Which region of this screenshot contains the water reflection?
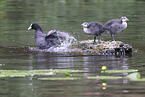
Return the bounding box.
[28,51,129,70]
[0,46,145,96]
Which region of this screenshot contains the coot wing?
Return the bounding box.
[110,22,122,34]
[88,22,103,28]
[104,19,121,27]
[87,22,104,34]
[45,30,63,48]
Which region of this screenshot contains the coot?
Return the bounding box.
[28,23,64,49]
[81,22,104,44]
[104,16,129,41]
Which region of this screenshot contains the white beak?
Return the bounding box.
[28,24,33,30]
[28,26,32,30]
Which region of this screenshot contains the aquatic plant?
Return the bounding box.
[0,69,83,78]
[0,67,145,81]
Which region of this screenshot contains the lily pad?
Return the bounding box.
[103,69,138,73]
[87,76,122,80]
[38,77,81,80]
[126,72,145,81]
[127,72,140,79]
[129,78,145,81]
[0,69,84,78]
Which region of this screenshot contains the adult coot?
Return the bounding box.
[104,16,129,41]
[81,22,104,44]
[28,23,64,49]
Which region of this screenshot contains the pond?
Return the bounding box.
[0,0,145,97]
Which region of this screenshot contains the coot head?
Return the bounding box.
[28,23,42,31]
[81,22,89,28]
[121,17,129,22]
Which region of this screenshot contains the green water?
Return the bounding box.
[0,0,145,97]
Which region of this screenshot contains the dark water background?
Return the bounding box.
[0,0,145,97]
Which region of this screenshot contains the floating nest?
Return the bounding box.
[69,40,132,55]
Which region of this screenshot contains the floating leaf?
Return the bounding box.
[126,72,145,81]
[38,77,81,80]
[0,69,84,78]
[129,78,145,82]
[103,69,138,73]
[127,72,140,79]
[64,72,71,77]
[87,76,122,80]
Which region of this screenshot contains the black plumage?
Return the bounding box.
[28,23,63,49]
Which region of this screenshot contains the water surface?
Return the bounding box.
[0,0,145,97]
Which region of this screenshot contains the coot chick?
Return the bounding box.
[81,22,104,44]
[104,16,129,41]
[28,23,63,49]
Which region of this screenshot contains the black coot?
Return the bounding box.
[28,23,63,49]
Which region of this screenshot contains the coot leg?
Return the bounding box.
[97,35,100,44]
[111,34,115,41]
[93,36,96,44]
[93,36,100,44]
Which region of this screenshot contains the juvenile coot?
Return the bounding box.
[28,23,64,49]
[81,22,104,44]
[104,16,129,41]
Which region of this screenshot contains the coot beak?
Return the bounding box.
[126,19,129,21]
[28,24,32,30]
[28,26,32,30]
